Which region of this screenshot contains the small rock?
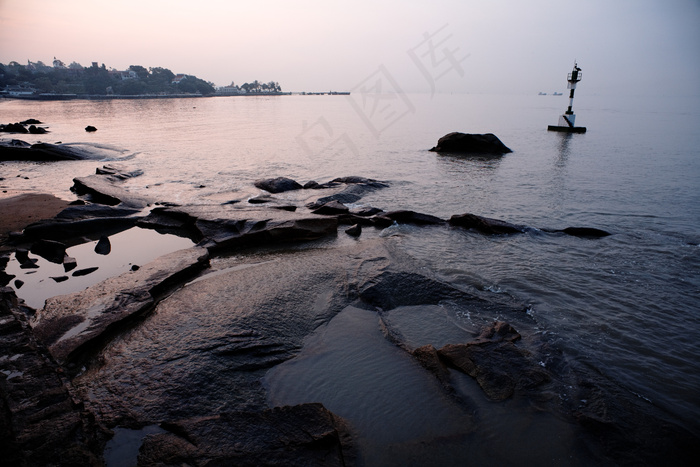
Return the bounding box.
[85,125,97,132]
[14,279,24,289]
[254,177,303,194]
[51,276,69,283]
[345,224,362,237]
[311,200,349,215]
[72,267,99,277]
[63,256,77,272]
[94,235,111,255]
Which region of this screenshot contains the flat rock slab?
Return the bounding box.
[31,246,209,365]
[72,174,151,208]
[138,403,354,466]
[145,205,338,252]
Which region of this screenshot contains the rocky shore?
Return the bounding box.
[1,142,698,465]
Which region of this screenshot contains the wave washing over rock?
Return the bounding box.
[1,155,698,466]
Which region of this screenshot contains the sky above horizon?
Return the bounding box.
[1,0,698,96]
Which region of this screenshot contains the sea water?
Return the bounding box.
[1,92,699,442]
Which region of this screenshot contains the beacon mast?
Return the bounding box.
[548,62,586,133]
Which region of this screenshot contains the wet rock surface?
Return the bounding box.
[31,246,210,366]
[0,165,695,465]
[0,288,106,466]
[138,403,354,466]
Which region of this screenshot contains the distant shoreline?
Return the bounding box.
[0,91,349,101]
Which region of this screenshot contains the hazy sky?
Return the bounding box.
[1,0,698,96]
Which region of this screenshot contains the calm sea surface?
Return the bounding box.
[2,92,700,439]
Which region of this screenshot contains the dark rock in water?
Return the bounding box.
[72,266,99,277]
[0,288,105,465]
[351,206,383,217]
[19,258,39,269]
[345,224,362,237]
[254,177,303,194]
[430,132,512,154]
[130,264,140,271]
[85,125,97,132]
[15,248,30,264]
[450,213,526,234]
[376,210,446,226]
[72,170,151,208]
[562,227,611,238]
[94,235,111,255]
[0,122,29,133]
[63,255,77,272]
[303,180,320,189]
[30,239,67,264]
[138,403,354,466]
[0,141,88,161]
[248,194,274,204]
[271,204,298,212]
[33,247,209,365]
[437,321,549,401]
[51,276,69,283]
[20,118,42,125]
[331,176,390,188]
[28,125,48,134]
[95,164,144,181]
[311,200,349,215]
[14,279,24,289]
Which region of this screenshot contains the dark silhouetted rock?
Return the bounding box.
[94,235,111,255]
[51,276,69,283]
[20,119,42,125]
[430,132,512,154]
[28,125,48,134]
[311,200,349,215]
[271,204,297,212]
[0,141,89,161]
[345,224,362,237]
[85,125,97,132]
[137,404,354,467]
[30,239,67,264]
[376,210,446,226]
[249,194,274,204]
[351,206,383,217]
[14,279,24,289]
[254,177,303,194]
[63,255,77,272]
[72,266,99,277]
[0,122,29,133]
[303,180,320,189]
[450,213,526,234]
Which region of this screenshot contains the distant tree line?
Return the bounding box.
[0,60,216,96]
[238,80,282,93]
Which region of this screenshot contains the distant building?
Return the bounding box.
[4,85,36,96]
[172,74,188,84]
